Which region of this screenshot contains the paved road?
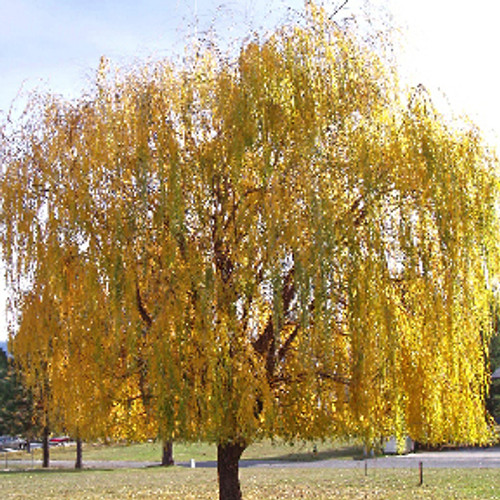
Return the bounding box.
[243,448,500,469]
[184,447,500,469]
[3,447,500,470]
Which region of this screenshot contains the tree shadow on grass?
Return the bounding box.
[243,443,366,463]
[176,444,366,469]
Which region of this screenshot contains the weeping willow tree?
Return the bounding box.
[1,4,498,499]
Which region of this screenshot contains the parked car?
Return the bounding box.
[49,436,71,446]
[0,435,26,451]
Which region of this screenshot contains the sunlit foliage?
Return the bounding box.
[0,3,498,492]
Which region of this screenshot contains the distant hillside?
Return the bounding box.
[0,340,8,355]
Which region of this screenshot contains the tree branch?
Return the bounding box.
[278,324,299,362]
[318,371,351,386]
[135,283,152,329]
[330,0,350,19]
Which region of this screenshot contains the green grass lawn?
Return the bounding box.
[7,439,364,463]
[0,466,499,499]
[2,439,499,499]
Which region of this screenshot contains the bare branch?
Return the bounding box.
[330,0,350,19]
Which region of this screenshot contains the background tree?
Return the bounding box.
[487,337,500,424]
[0,347,34,440]
[487,304,500,424]
[1,4,499,499]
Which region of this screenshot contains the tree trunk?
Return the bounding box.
[75,437,83,469]
[217,441,246,500]
[161,440,174,466]
[42,426,50,468]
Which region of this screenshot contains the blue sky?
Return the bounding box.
[1,0,500,340]
[2,0,499,132]
[0,0,306,114]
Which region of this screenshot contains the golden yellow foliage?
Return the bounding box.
[1,1,498,461]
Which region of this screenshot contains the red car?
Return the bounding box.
[49,436,71,446]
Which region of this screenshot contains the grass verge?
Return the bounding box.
[0,466,499,499]
[6,439,364,463]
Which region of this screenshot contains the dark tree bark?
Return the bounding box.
[161,440,174,466]
[75,437,83,469]
[217,441,246,500]
[42,425,50,468]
